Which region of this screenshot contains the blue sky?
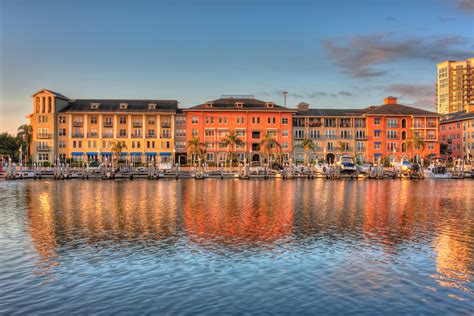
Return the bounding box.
[1,0,473,133]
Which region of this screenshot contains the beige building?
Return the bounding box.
[29,89,179,164]
[436,58,474,114]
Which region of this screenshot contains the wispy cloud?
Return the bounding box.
[260,90,354,100]
[457,0,474,12]
[323,33,472,78]
[384,83,435,110]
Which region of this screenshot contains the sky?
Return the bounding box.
[0,0,473,134]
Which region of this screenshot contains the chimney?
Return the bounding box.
[384,96,397,105]
[297,102,309,112]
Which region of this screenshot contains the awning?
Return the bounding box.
[86,152,98,156]
[374,142,381,145]
[146,152,157,156]
[120,152,128,156]
[160,152,172,157]
[101,152,112,156]
[374,153,381,156]
[71,152,84,155]
[130,152,142,156]
[374,130,381,133]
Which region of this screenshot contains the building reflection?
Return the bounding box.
[25,179,473,295]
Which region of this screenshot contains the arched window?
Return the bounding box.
[36,97,40,112]
[401,119,407,128]
[42,97,46,113]
[402,131,407,140]
[48,97,52,113]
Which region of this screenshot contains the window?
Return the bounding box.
[374,118,381,125]
[387,118,398,128]
[192,116,198,124]
[91,103,100,110]
[91,116,98,124]
[59,128,66,136]
[120,116,127,124]
[374,131,381,138]
[119,129,127,137]
[252,131,260,139]
[59,116,66,124]
[205,130,215,137]
[148,117,155,124]
[120,103,128,110]
[387,130,397,139]
[281,142,288,149]
[148,103,156,110]
[282,130,288,137]
[236,130,245,137]
[59,141,66,148]
[374,143,381,150]
[192,129,198,137]
[428,143,434,150]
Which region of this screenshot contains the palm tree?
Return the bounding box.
[221,131,244,167]
[17,124,32,164]
[407,131,425,163]
[335,140,348,157]
[294,138,315,165]
[111,141,127,163]
[260,135,281,166]
[187,136,206,165]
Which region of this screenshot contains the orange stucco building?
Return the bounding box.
[365,97,440,162]
[183,96,296,164]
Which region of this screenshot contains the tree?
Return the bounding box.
[17,124,32,163]
[294,138,315,165]
[260,135,281,165]
[221,131,244,166]
[0,133,19,161]
[111,141,127,163]
[407,131,425,163]
[335,140,349,156]
[187,136,206,165]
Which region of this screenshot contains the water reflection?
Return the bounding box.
[21,179,474,309]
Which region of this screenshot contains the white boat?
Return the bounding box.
[336,155,357,174]
[424,164,452,179]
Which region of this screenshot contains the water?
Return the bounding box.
[0,179,473,315]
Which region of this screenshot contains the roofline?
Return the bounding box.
[182,108,297,112]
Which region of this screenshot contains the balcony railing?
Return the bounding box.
[355,135,367,140]
[103,122,113,127]
[102,134,113,138]
[146,134,156,138]
[161,123,171,128]
[325,135,338,139]
[340,135,353,140]
[73,121,83,127]
[310,135,322,139]
[133,122,142,128]
[87,133,99,138]
[160,134,171,139]
[131,134,143,138]
[72,133,84,138]
[36,146,50,152]
[36,133,51,139]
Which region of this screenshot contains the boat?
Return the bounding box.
[424,164,452,179]
[336,155,357,174]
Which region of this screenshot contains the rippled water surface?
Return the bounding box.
[0,179,473,314]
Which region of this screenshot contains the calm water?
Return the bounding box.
[0,179,473,315]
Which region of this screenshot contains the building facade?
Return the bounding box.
[365,97,440,162]
[436,58,474,114]
[184,96,295,164]
[293,102,368,163]
[29,89,178,164]
[440,106,474,161]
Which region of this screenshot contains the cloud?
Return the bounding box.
[457,0,474,12]
[384,83,435,110]
[323,33,472,78]
[338,90,353,96]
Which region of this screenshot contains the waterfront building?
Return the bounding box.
[183,96,296,164]
[174,109,188,164]
[436,58,474,114]
[365,97,440,162]
[293,102,368,164]
[439,104,474,161]
[29,89,178,164]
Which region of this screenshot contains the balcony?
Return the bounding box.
[72,133,84,138]
[131,134,143,138]
[87,133,99,138]
[36,133,51,139]
[102,134,113,138]
[160,134,172,139]
[36,146,50,152]
[146,134,156,138]
[103,122,113,127]
[161,122,171,128]
[133,122,142,128]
